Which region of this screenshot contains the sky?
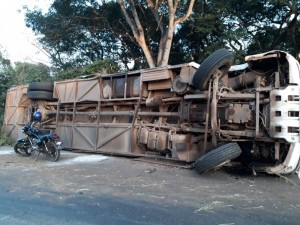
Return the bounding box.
[0,0,53,65]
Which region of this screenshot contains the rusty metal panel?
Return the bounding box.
[96,126,131,153]
[57,125,97,150]
[4,108,18,124]
[57,124,132,153]
[5,85,28,107]
[179,65,197,84]
[53,81,77,103]
[172,134,204,162]
[3,86,32,139]
[57,126,73,149]
[130,127,143,154]
[148,79,172,90]
[142,69,172,81]
[54,78,100,103]
[58,124,98,150]
[3,124,24,141]
[77,79,101,102]
[226,104,251,123]
[73,125,97,150]
[152,90,174,98]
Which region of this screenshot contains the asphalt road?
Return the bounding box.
[0,146,299,225]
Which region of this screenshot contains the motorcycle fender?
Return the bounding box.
[16,138,28,143]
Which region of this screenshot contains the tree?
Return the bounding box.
[25,0,196,69]
[0,52,15,122]
[212,0,300,57]
[0,49,55,123]
[246,0,300,56]
[57,59,120,80]
[25,0,299,70]
[14,62,52,85]
[176,0,300,63]
[170,1,228,65]
[119,0,195,67]
[25,1,139,70]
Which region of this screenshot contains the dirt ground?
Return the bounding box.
[0,146,300,225]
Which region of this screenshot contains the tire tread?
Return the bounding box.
[28,82,54,92]
[195,143,242,174]
[27,90,54,101]
[192,49,234,90]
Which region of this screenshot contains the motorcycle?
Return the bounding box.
[14,122,62,162]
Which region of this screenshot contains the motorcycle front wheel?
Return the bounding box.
[45,141,60,162]
[14,142,31,156]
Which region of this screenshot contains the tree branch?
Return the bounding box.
[119,0,139,39]
[129,0,145,39]
[119,0,156,67]
[146,0,155,9]
[175,0,195,25]
[146,0,164,33]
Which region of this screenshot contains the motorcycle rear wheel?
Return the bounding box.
[14,142,31,156]
[45,141,60,162]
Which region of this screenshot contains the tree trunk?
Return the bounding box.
[119,0,195,68]
[119,0,156,68]
[138,36,156,68]
[158,27,175,67]
[157,1,176,67]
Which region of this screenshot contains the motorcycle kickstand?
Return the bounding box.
[35,151,41,161]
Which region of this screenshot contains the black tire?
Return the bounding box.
[192,49,234,91]
[45,141,60,162]
[28,82,54,92]
[14,142,31,156]
[27,90,54,101]
[194,143,242,174]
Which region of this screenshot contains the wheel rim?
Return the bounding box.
[14,143,30,156]
[46,142,59,161]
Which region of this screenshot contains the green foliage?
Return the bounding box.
[0,53,15,123]
[24,0,197,69]
[20,0,300,68]
[58,59,120,80]
[215,0,300,57]
[0,130,14,146]
[172,0,300,65]
[14,62,52,85]
[171,1,227,65]
[0,51,53,124]
[24,1,135,70]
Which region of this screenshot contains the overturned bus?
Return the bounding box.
[3,49,300,176]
